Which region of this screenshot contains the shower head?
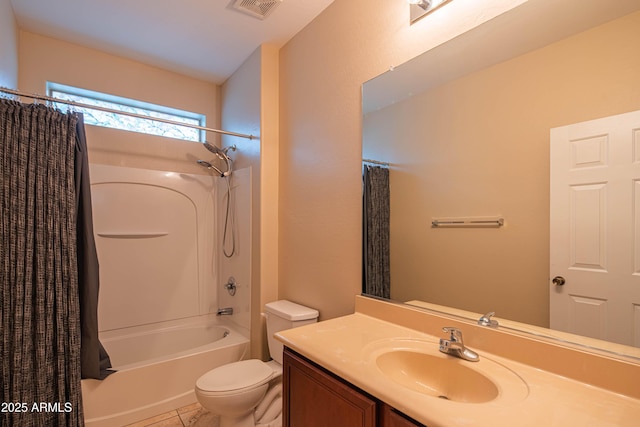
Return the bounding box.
[196,159,226,177]
[203,141,224,157]
[203,141,235,159]
[199,142,234,177]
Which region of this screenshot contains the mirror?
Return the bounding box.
[362,0,640,361]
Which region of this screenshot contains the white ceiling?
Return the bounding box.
[10,0,334,84]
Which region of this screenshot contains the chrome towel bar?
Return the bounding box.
[431,217,504,228]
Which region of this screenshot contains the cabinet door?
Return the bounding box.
[380,403,426,427]
[283,347,376,427]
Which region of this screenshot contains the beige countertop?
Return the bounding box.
[276,310,640,426]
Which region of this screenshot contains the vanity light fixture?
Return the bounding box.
[408,0,454,24]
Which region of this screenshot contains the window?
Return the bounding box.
[46,82,206,142]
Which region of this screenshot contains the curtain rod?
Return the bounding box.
[0,86,255,140]
[363,158,389,166]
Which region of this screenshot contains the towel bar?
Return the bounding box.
[431,217,504,228]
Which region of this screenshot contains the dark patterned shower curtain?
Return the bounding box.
[0,99,110,426]
[362,164,390,299]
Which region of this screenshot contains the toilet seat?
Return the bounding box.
[196,359,274,396]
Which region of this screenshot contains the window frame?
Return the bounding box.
[46,82,207,142]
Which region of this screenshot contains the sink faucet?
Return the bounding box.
[217,307,233,316]
[439,327,479,362]
[477,311,499,327]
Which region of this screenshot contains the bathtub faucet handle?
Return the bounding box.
[216,307,233,316]
[224,276,237,296]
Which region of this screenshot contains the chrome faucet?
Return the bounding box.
[439,327,479,362]
[216,307,233,316]
[477,311,499,327]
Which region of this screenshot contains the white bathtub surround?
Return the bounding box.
[216,168,253,333]
[82,164,254,426]
[90,164,217,329]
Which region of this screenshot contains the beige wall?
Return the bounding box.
[0,0,18,88]
[364,12,640,327]
[18,31,220,174]
[257,45,280,357]
[278,0,526,320]
[222,45,280,359]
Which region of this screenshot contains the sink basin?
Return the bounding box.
[376,350,499,403]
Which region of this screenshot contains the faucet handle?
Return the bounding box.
[478,311,499,327]
[442,327,463,343]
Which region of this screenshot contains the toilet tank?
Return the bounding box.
[264,300,319,364]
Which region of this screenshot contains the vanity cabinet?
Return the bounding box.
[283,347,425,427]
[379,404,424,427]
[283,347,376,426]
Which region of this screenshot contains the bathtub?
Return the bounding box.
[81,316,249,427]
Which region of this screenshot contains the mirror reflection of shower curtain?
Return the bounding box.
[362,164,390,299]
[0,99,110,426]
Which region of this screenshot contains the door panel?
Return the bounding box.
[550,110,640,347]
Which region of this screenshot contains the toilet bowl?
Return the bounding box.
[195,300,318,427]
[196,360,280,427]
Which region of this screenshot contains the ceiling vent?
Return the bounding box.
[232,0,283,20]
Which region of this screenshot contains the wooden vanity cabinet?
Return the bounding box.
[283,347,425,427]
[379,404,425,427]
[283,347,376,426]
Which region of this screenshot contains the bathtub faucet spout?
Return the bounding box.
[216,307,233,316]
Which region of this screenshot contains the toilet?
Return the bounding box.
[195,300,319,427]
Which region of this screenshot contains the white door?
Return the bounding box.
[550,110,640,347]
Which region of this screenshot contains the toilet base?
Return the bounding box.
[219,411,255,427]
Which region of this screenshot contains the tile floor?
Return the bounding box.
[124,402,219,427]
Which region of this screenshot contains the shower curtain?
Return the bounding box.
[74,114,113,381]
[0,99,111,427]
[362,164,390,299]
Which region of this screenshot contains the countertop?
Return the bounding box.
[276,312,640,427]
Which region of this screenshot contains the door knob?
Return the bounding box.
[552,276,566,286]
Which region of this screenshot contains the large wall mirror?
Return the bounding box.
[362,0,640,361]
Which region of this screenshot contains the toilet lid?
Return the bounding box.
[197,359,274,392]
